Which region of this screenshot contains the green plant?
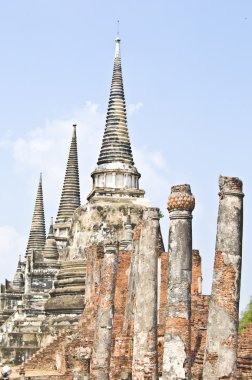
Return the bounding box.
[158,211,164,219]
[239,297,252,333]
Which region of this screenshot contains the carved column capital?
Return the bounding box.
[167,184,195,219]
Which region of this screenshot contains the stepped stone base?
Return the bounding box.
[45,260,86,315]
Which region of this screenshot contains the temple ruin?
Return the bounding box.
[0,36,251,379]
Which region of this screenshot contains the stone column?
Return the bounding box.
[91,242,118,380]
[162,184,195,380]
[203,176,244,380]
[132,208,159,379]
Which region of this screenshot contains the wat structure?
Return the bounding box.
[0,36,251,379]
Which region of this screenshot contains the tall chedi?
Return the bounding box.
[54,124,81,251]
[26,174,46,256]
[45,125,84,316]
[89,36,160,379]
[88,36,144,200]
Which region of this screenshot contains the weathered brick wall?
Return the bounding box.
[110,250,133,379]
[63,245,102,378]
[24,330,69,372]
[237,322,252,378]
[158,251,168,329]
[191,250,210,379]
[20,240,249,380]
[191,294,210,379]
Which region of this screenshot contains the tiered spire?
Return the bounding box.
[97,37,134,166]
[26,174,46,256]
[88,36,144,200]
[56,124,81,222]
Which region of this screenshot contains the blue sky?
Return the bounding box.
[0,1,251,312]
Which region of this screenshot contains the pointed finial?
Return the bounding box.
[117,20,119,35]
[115,22,121,58]
[72,123,77,137]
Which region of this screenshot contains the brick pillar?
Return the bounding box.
[203,176,244,379]
[91,242,118,380]
[132,208,160,379]
[162,184,195,380]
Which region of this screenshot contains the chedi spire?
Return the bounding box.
[88,36,144,200]
[97,36,134,165]
[56,124,81,222]
[26,174,46,256]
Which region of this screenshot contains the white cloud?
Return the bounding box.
[0,101,188,283]
[0,138,11,149]
[11,101,104,173]
[127,102,143,115]
[0,226,26,281]
[4,102,105,216]
[133,147,170,207]
[133,145,193,211]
